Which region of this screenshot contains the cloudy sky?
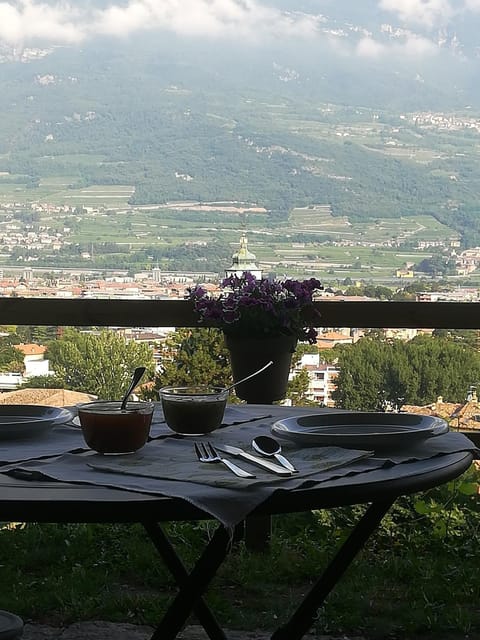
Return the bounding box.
[0,0,476,55]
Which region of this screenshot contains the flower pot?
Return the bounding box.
[224,334,297,404]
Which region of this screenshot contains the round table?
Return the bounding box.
[0,404,473,640]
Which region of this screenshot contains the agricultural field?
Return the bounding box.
[0,168,462,282]
[0,179,135,208]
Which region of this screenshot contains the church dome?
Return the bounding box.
[225,234,262,279]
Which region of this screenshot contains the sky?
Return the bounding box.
[0,0,477,57]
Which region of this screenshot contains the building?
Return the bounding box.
[317,331,354,350]
[15,343,50,378]
[0,388,96,406]
[293,353,338,406]
[225,234,262,279]
[401,390,480,432]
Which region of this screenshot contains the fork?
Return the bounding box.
[194,442,256,478]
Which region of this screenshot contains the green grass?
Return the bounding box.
[1,469,480,637]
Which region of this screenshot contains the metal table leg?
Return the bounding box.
[271,499,395,640]
[143,521,233,640]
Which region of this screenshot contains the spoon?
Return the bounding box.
[224,361,274,393]
[252,435,298,473]
[120,366,146,411]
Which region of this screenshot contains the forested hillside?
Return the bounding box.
[1,16,480,243]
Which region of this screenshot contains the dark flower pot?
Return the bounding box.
[224,334,297,404]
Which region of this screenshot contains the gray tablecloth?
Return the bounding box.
[1,422,477,528]
[0,405,273,464]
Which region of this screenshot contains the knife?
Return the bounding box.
[215,444,293,476]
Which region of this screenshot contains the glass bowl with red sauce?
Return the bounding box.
[77,400,154,454]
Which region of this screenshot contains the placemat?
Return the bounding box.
[2,447,381,529]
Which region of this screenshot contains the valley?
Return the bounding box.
[0,5,479,286]
[0,183,463,284]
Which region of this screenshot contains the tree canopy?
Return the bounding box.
[0,337,24,373]
[332,334,480,410]
[33,328,156,400]
[154,328,232,390]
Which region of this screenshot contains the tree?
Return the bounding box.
[154,328,232,390]
[0,337,24,373]
[14,325,59,344]
[21,374,64,389]
[332,335,480,410]
[44,328,156,399]
[287,368,316,406]
[332,339,388,410]
[432,329,480,350]
[415,255,455,277]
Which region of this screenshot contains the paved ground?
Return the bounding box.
[20,621,365,639]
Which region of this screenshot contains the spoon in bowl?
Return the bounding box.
[120,366,146,411]
[224,360,274,393]
[252,435,298,473]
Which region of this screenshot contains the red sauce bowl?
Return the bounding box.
[77,400,154,454]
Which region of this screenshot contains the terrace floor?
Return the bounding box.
[21,620,480,639]
[21,621,363,639]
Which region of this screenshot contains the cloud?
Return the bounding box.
[0,1,86,46]
[356,37,385,58]
[464,0,480,10]
[0,0,321,47]
[0,0,459,56]
[356,33,437,59]
[94,0,319,40]
[378,0,456,28]
[401,33,438,55]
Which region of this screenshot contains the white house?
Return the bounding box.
[15,343,51,378]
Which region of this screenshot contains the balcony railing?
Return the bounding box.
[1,298,479,329]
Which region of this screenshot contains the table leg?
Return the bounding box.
[143,521,233,640]
[244,514,271,552]
[271,499,395,640]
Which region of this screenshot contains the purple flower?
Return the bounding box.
[187,274,322,342]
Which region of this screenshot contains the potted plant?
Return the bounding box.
[188,273,322,403]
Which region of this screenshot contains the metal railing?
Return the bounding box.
[1,298,479,329]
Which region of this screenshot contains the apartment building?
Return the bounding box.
[294,353,339,407]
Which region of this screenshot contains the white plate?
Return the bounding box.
[271,412,448,449]
[0,405,73,440]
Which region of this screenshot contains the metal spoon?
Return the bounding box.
[120,366,146,411]
[224,361,273,393]
[252,435,298,473]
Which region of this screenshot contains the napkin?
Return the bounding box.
[0,405,274,465]
[2,443,379,529]
[66,405,274,439]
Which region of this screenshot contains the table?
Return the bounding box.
[0,404,475,640]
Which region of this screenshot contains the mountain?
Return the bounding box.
[0,1,480,243]
[2,0,480,111]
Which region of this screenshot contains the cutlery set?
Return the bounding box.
[194,442,256,478]
[194,438,298,478]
